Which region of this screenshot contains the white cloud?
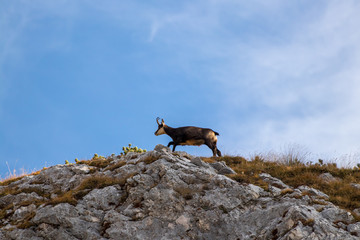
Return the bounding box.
[216,1,360,161]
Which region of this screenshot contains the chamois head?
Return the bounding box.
[154,117,166,136]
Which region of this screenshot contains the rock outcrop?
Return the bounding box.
[1,145,360,239]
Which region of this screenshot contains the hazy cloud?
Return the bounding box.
[216,1,360,160]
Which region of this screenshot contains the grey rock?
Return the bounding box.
[69,164,93,174]
[190,157,211,168]
[0,231,5,240]
[33,203,79,226]
[259,173,290,189]
[321,207,354,224]
[210,161,236,175]
[1,145,359,240]
[175,151,194,159]
[154,144,171,153]
[348,223,360,237]
[82,186,124,210]
[269,185,282,196]
[11,204,36,221]
[36,165,77,192]
[351,183,360,189]
[318,172,339,183]
[4,228,41,240]
[298,185,329,200]
[1,192,45,208]
[353,208,360,216]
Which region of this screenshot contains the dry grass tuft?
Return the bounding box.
[141,155,159,164]
[0,203,14,220]
[104,161,126,171]
[0,176,24,186]
[49,190,77,206]
[77,175,124,190]
[301,218,315,227]
[281,188,294,195]
[201,157,216,164]
[48,175,129,206]
[16,211,36,229]
[174,186,198,200]
[78,158,113,169]
[206,155,360,212]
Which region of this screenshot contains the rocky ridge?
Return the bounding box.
[1,145,360,239]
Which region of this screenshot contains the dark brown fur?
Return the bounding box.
[154,118,221,157]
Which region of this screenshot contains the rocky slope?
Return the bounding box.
[1,145,360,240]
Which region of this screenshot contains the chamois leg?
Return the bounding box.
[212,148,217,157]
[167,141,177,152]
[216,148,222,157]
[205,140,217,157]
[213,140,222,157]
[167,141,174,148]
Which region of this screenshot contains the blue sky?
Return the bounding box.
[1,0,360,177]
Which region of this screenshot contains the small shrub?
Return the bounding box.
[121,143,147,156]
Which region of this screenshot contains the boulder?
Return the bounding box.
[318,172,339,183]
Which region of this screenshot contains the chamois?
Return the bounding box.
[154,117,222,157]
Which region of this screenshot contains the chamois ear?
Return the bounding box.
[161,119,165,124]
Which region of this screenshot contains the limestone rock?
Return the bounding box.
[259,173,290,189]
[210,161,236,175]
[351,183,360,189]
[1,144,359,240]
[318,172,339,183]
